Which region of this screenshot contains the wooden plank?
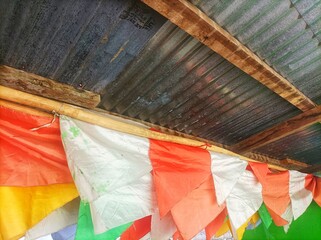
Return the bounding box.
[141,0,316,112]
[0,65,100,109]
[0,85,287,171]
[232,105,321,153]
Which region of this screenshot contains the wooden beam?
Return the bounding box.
[299,164,321,174]
[141,0,316,112]
[0,85,287,171]
[0,65,100,109]
[232,105,321,153]
[244,152,310,171]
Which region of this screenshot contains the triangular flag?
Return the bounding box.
[171,176,225,240]
[120,216,151,240]
[149,139,211,217]
[60,116,152,195]
[25,198,80,240]
[305,175,321,207]
[226,170,263,235]
[0,184,78,240]
[205,208,227,240]
[75,201,132,240]
[91,173,156,230]
[249,162,290,225]
[289,171,313,220]
[151,209,177,240]
[210,152,247,205]
[52,224,77,240]
[0,106,73,186]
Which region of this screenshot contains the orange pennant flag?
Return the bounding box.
[171,176,225,240]
[249,162,290,226]
[205,208,227,240]
[0,106,73,186]
[149,139,211,217]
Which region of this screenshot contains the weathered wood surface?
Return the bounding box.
[0,85,287,171]
[0,65,100,108]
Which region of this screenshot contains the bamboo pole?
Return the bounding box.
[0,85,286,171]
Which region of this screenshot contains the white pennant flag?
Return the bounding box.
[151,209,177,240]
[226,170,263,233]
[289,171,313,220]
[60,116,155,233]
[210,152,247,205]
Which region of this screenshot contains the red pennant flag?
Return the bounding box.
[120,216,151,240]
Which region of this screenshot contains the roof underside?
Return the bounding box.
[0,0,320,171]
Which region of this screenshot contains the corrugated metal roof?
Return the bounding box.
[0,0,165,92]
[191,0,321,104]
[256,123,321,164]
[101,22,301,145]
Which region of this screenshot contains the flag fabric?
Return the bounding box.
[0,106,73,187]
[226,170,263,239]
[243,201,321,240]
[289,171,313,220]
[0,107,78,240]
[305,174,321,207]
[249,162,290,226]
[210,152,247,205]
[25,198,80,240]
[151,209,177,240]
[59,116,321,240]
[0,184,78,240]
[51,224,77,240]
[75,202,132,240]
[170,176,225,240]
[60,116,156,233]
[149,139,212,217]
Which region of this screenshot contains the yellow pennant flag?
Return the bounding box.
[0,184,78,240]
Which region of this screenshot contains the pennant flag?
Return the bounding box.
[205,208,228,240]
[90,173,156,230]
[0,106,73,186]
[149,139,211,217]
[305,174,321,207]
[60,117,156,232]
[171,176,225,240]
[289,171,313,220]
[25,198,80,240]
[226,170,263,239]
[0,184,78,240]
[249,162,290,226]
[51,224,77,240]
[258,204,272,229]
[120,216,151,240]
[60,116,152,196]
[151,209,177,240]
[75,202,132,240]
[243,201,321,240]
[210,152,247,205]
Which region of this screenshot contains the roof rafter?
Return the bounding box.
[141,0,316,112]
[232,105,321,153]
[0,65,100,108]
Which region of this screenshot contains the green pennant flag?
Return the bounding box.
[243,201,321,240]
[258,203,272,229]
[75,201,132,240]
